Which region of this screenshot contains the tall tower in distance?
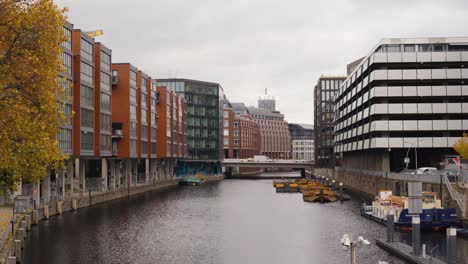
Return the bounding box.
[258,88,276,111]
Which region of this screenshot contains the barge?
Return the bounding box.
[361,190,458,231]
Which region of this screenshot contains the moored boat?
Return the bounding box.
[179,173,206,186]
[303,187,337,203]
[360,190,458,231]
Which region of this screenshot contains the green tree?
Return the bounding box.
[0,0,68,187]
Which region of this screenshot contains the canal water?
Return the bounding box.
[23,177,467,264]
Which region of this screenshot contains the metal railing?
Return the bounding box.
[443,174,467,217]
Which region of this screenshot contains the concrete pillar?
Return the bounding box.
[43,205,49,219]
[382,151,390,172]
[16,228,25,244]
[412,216,421,256]
[14,240,21,262]
[145,159,150,184]
[101,158,108,192]
[42,172,51,204]
[32,210,39,225]
[79,159,86,193]
[386,210,394,243]
[74,157,80,193]
[20,220,27,231]
[126,159,132,187]
[110,159,116,191]
[24,215,31,231]
[6,256,16,264]
[446,228,457,264]
[32,183,40,208]
[57,201,63,215]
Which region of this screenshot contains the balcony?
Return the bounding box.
[112,122,123,138]
[112,75,118,86]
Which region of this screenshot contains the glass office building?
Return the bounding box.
[156,79,224,161]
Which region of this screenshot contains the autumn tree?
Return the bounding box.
[454,133,468,160]
[0,0,68,188]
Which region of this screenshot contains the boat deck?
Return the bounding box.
[376,239,446,264]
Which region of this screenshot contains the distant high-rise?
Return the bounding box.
[258,89,276,111]
[314,76,346,168]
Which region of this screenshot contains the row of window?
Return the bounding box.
[376,43,468,53]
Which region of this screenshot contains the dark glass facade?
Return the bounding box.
[314,76,346,168]
[156,79,223,161]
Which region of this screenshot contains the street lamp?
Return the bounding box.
[341,234,371,264]
[404,139,424,174]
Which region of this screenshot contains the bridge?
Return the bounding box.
[222,159,314,169]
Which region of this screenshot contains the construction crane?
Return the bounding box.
[85,29,104,38]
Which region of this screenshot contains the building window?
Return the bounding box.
[224,120,229,127]
[80,39,93,61]
[151,127,157,140]
[62,27,72,50]
[80,85,94,107]
[142,141,148,154]
[403,44,415,52]
[234,139,239,145]
[234,130,239,137]
[101,113,111,132]
[57,128,72,151]
[101,134,111,152]
[224,137,228,145]
[233,122,239,128]
[130,105,137,120]
[81,132,93,151]
[224,129,229,136]
[100,52,111,72]
[142,125,148,139]
[101,71,110,92]
[130,88,137,104]
[130,139,137,155]
[141,109,147,124]
[151,142,156,154]
[223,111,228,118]
[141,93,147,108]
[151,113,156,125]
[62,53,72,76]
[101,93,111,112]
[81,108,94,128]
[130,71,137,87]
[130,122,137,138]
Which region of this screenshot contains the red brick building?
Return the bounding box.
[156,86,187,159]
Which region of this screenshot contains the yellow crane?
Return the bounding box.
[85,29,104,38]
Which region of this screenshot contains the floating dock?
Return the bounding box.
[376,239,446,264]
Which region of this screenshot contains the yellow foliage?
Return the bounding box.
[453,133,468,160]
[0,0,68,186]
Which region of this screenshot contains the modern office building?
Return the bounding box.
[288,123,314,161]
[111,63,160,185]
[156,86,187,159]
[248,103,291,159]
[334,37,468,172]
[313,76,346,168]
[258,93,276,112]
[156,79,224,176]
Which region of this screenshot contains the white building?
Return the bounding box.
[288,123,314,161]
[334,37,468,171]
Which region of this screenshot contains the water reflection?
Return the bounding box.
[23,178,466,264]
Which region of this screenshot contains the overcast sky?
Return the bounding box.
[56,0,468,124]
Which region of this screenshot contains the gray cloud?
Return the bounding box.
[57,0,468,123]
